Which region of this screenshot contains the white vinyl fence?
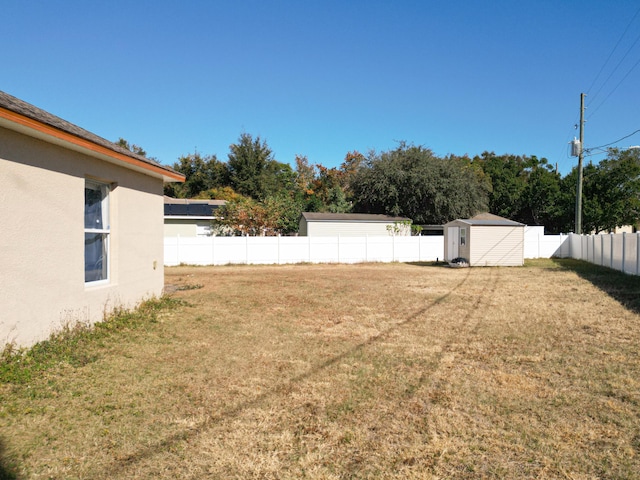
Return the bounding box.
[165,229,639,275]
[164,226,568,267]
[165,235,445,266]
[564,232,640,276]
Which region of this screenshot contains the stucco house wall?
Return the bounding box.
[0,91,183,347]
[299,213,411,237]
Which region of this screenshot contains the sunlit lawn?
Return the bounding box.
[1,259,640,479]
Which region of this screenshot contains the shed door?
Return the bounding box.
[447,226,459,260]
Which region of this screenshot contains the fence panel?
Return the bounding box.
[164,235,447,266]
[622,233,637,274]
[563,232,640,276]
[165,233,638,275]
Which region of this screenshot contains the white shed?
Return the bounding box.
[443,213,525,266]
[299,212,411,236]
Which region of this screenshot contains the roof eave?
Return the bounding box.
[0,106,185,183]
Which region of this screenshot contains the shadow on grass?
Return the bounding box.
[550,258,640,315]
[405,261,451,268]
[0,438,20,480]
[99,267,476,478]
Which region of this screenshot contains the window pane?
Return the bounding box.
[85,183,104,229]
[85,232,107,282]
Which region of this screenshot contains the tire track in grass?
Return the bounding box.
[98,267,486,478]
[417,267,501,471]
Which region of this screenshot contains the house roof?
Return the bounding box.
[164,196,226,217]
[301,212,411,223]
[446,212,525,227]
[0,90,184,183]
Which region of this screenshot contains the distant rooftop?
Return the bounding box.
[451,213,524,227]
[301,212,410,223]
[164,197,226,217]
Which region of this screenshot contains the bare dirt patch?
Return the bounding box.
[2,260,640,478]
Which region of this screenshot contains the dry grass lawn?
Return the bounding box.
[1,259,640,479]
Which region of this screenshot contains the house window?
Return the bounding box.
[460,227,466,246]
[85,180,110,283]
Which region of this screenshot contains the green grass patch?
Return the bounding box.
[0,296,185,385]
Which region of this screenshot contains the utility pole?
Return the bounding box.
[575,93,586,234]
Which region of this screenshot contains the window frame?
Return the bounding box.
[460,227,466,247]
[84,179,110,285]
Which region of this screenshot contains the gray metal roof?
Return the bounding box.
[301,212,411,223]
[0,90,182,180]
[446,213,524,227]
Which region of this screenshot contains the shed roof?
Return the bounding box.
[0,90,184,183]
[301,212,411,223]
[445,213,524,227]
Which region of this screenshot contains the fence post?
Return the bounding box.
[601,234,604,266]
[622,232,626,274]
[392,234,396,261]
[212,235,215,265]
[365,235,369,262]
[637,233,640,276]
[245,235,249,265]
[177,234,181,265]
[610,233,614,269]
[278,234,281,265]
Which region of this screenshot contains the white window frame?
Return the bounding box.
[460,227,466,247]
[84,180,110,285]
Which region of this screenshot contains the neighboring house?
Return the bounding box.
[164,196,226,237]
[299,212,412,236]
[444,213,525,266]
[0,91,184,347]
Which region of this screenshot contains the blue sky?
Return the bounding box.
[3,0,640,175]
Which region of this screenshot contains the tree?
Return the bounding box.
[339,150,365,201]
[213,193,303,236]
[294,154,316,193]
[472,152,527,219]
[351,144,490,224]
[116,137,148,157]
[518,158,562,229]
[581,148,640,233]
[472,152,564,232]
[164,152,229,198]
[309,165,351,213]
[227,133,274,200]
[261,160,297,199]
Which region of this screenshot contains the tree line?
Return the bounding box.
[122,134,640,235]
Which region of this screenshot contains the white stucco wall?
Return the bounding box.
[0,127,165,347]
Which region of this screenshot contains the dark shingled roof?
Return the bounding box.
[0,90,181,178]
[301,212,411,223]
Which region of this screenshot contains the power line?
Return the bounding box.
[586,4,640,98]
[584,128,640,156]
[588,54,640,118]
